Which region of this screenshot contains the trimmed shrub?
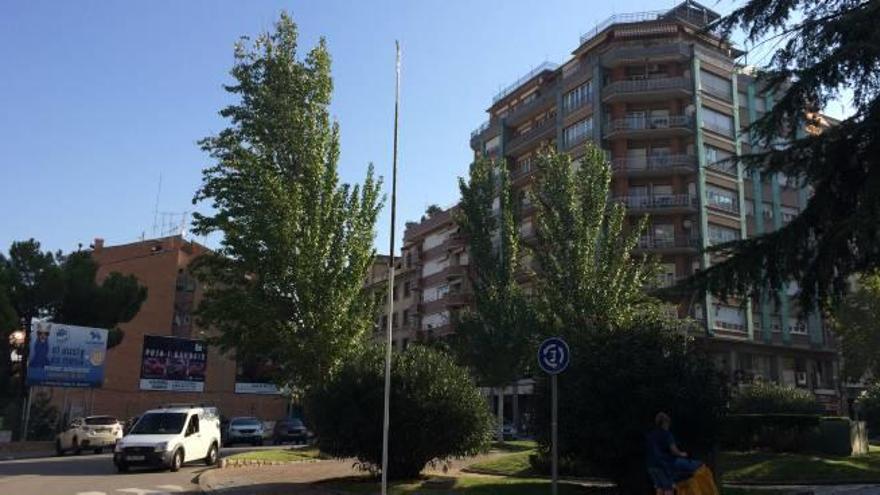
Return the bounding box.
[730,382,823,415]
[306,345,493,480]
[531,322,728,495]
[722,414,821,452]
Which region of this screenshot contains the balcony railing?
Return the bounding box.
[562,95,590,115]
[614,194,697,210]
[637,235,700,250]
[564,132,589,150]
[471,120,490,139]
[492,61,560,104]
[580,10,668,44]
[507,117,555,151]
[706,160,737,177]
[603,76,690,98]
[702,82,733,102]
[601,43,691,66]
[604,115,692,135]
[612,154,696,173]
[505,88,558,125]
[701,121,735,138]
[707,198,740,215]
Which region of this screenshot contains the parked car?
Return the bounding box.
[56,415,123,455]
[272,418,310,445]
[226,417,264,446]
[113,405,221,473]
[502,422,517,440]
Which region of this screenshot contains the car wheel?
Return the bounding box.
[93,447,102,455]
[252,439,262,446]
[73,439,81,455]
[204,443,218,466]
[116,462,129,473]
[169,449,183,472]
[55,440,64,456]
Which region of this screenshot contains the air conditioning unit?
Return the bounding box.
[796,372,808,386]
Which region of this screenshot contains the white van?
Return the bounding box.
[113,405,221,472]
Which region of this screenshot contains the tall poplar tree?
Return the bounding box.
[452,157,535,442]
[687,0,880,310]
[530,145,658,334]
[191,13,383,392]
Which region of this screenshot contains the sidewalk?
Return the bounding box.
[0,441,55,461]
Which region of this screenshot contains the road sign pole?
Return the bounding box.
[551,373,558,495]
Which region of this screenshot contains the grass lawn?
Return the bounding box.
[468,449,536,477]
[224,446,323,462]
[322,475,612,494]
[721,450,880,484]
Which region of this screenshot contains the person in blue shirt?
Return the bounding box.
[30,326,51,369]
[645,412,703,495]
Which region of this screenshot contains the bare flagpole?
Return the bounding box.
[381,40,401,495]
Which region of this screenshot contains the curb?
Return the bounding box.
[218,457,326,468]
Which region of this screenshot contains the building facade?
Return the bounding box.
[389,1,838,407]
[41,235,287,422]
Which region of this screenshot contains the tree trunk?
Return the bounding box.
[497,386,505,443]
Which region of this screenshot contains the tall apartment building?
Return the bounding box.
[461,1,839,407]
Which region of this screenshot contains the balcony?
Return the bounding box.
[445,263,468,279]
[507,117,556,155]
[444,292,472,308]
[504,88,558,127]
[601,43,691,67]
[612,154,697,176]
[636,235,700,252]
[563,132,590,150]
[562,95,590,115]
[701,121,735,140]
[603,115,692,139]
[613,194,698,213]
[707,198,740,215]
[602,76,691,103]
[702,82,733,102]
[706,160,737,177]
[492,62,559,104]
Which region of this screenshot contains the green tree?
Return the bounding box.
[530,145,659,334]
[686,0,880,311]
[451,157,536,442]
[831,271,880,381]
[191,13,383,393]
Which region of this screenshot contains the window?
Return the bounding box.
[516,155,533,175]
[704,145,735,174]
[788,317,807,335]
[402,309,410,326]
[702,107,734,137]
[738,92,748,108]
[658,263,676,287]
[708,224,740,245]
[652,184,673,197]
[626,147,647,169]
[186,415,200,436]
[393,284,398,301]
[381,315,388,329]
[392,312,398,328]
[485,135,501,153]
[700,70,732,100]
[563,117,592,148]
[629,185,648,197]
[781,206,799,223]
[706,185,738,213]
[715,305,746,332]
[652,223,675,247]
[763,202,775,221]
[562,80,592,112]
[403,280,411,297]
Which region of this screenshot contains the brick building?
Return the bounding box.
[41,235,286,422]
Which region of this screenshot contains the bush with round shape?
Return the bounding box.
[730,382,822,415]
[306,344,493,480]
[531,321,728,495]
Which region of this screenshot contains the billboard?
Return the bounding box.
[139,335,207,392]
[235,359,281,395]
[26,320,108,388]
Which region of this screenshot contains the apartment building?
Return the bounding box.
[464,1,839,408]
[366,252,421,350]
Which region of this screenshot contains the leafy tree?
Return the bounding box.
[532,321,727,494]
[686,0,880,311]
[530,145,659,334]
[421,204,443,221]
[307,345,493,480]
[831,271,880,381]
[191,13,383,393]
[451,157,536,442]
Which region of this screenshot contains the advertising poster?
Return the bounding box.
[139,335,207,392]
[26,320,108,388]
[235,359,281,395]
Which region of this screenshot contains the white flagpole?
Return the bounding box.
[381,40,401,495]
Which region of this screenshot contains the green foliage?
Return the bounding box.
[191,13,383,393]
[856,382,880,432]
[832,271,880,381]
[532,321,728,494]
[451,157,535,388]
[687,0,880,311]
[306,345,493,480]
[26,391,59,441]
[730,382,823,414]
[529,145,659,334]
[721,414,821,452]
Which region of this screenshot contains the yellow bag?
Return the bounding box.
[674,465,719,495]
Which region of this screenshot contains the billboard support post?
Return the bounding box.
[21,388,32,441]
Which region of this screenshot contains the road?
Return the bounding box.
[0,445,282,495]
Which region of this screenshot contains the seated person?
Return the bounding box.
[646,412,703,495]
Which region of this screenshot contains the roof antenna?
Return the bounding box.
[151,173,162,238]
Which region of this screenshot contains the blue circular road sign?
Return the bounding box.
[537,337,570,375]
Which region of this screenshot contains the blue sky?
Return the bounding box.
[0,0,836,256]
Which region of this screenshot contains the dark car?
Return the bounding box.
[272,418,309,445]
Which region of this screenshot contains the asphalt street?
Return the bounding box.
[0,445,281,495]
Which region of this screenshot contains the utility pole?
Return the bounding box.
[381,40,401,495]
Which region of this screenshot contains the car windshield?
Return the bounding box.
[231,418,261,427]
[85,416,118,425]
[130,413,187,435]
